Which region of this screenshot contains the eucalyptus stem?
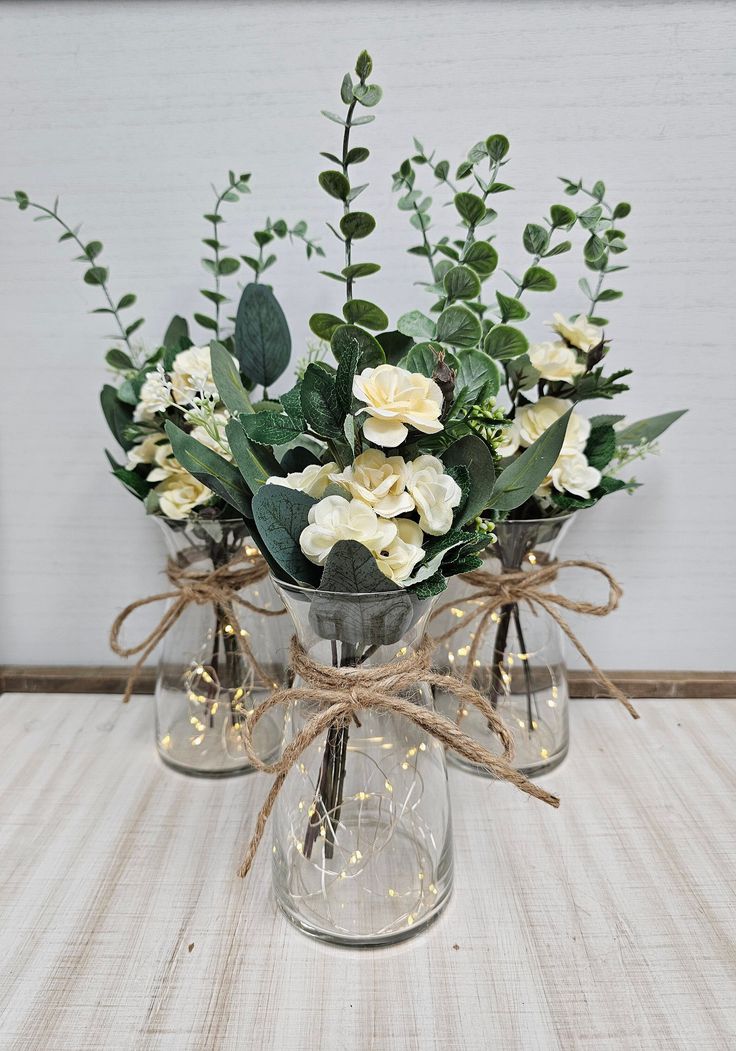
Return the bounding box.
[340,99,359,300]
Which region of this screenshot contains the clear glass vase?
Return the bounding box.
[433,515,574,777]
[155,517,287,777]
[269,582,453,946]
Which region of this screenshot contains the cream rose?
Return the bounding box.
[126,431,169,468]
[403,454,462,536]
[496,422,521,458]
[549,313,603,352]
[169,345,227,406]
[156,474,213,520]
[134,367,171,422]
[528,340,585,382]
[375,518,425,584]
[516,397,590,454]
[353,364,443,447]
[548,451,601,499]
[329,449,414,518]
[299,495,397,566]
[268,461,337,499]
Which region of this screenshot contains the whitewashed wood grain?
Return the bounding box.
[0,694,734,1049]
[0,1,735,669]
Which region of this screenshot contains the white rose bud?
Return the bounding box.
[299,495,397,566]
[516,397,590,454]
[549,312,603,352]
[548,451,601,499]
[329,449,414,518]
[156,475,213,520]
[375,518,425,585]
[353,364,443,448]
[528,340,585,382]
[403,454,462,536]
[267,461,337,500]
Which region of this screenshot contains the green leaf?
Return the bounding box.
[105,348,133,371]
[495,291,529,322]
[551,474,632,512]
[544,240,572,258]
[454,192,486,226]
[485,134,510,161]
[506,354,540,391]
[355,49,373,79]
[409,572,447,599]
[163,315,189,350]
[225,418,281,493]
[454,347,501,402]
[334,333,361,415]
[346,146,370,165]
[342,262,380,279]
[118,293,137,310]
[321,541,399,596]
[309,313,344,340]
[489,409,573,511]
[83,266,108,286]
[521,266,556,292]
[584,234,607,264]
[239,411,302,446]
[353,84,382,107]
[376,330,413,365]
[398,342,456,378]
[251,485,319,587]
[234,283,291,387]
[340,212,375,239]
[578,205,603,230]
[218,257,240,275]
[550,204,576,229]
[441,434,496,526]
[194,312,219,332]
[319,170,351,201]
[164,422,252,517]
[342,299,388,331]
[106,455,149,502]
[100,385,134,450]
[340,72,354,103]
[585,423,616,470]
[443,264,481,302]
[210,340,254,416]
[598,288,623,302]
[300,363,344,440]
[592,180,606,201]
[463,241,498,278]
[615,410,687,447]
[484,324,529,361]
[613,202,632,219]
[331,324,385,370]
[523,223,549,255]
[435,303,482,348]
[397,310,436,340]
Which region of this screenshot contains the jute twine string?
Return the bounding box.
[109,551,284,703]
[237,635,560,879]
[431,559,639,720]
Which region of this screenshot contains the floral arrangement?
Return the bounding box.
[5,181,322,520]
[159,51,571,608]
[391,140,685,518]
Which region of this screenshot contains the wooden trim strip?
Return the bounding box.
[0,666,735,698]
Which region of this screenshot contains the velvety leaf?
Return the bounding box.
[300,363,343,439]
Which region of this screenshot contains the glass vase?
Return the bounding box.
[155,517,286,777]
[433,515,574,777]
[269,581,453,946]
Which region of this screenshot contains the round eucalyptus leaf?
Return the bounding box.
[443,264,481,302]
[309,312,344,340]
[435,303,483,349]
[485,134,510,162]
[340,212,376,239]
[483,324,529,361]
[342,299,389,331]
[398,342,456,378]
[454,192,486,227]
[521,266,557,292]
[331,324,385,369]
[318,170,351,202]
[463,241,498,278]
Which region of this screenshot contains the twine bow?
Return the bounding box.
[238,635,560,879]
[432,559,638,720]
[109,550,284,703]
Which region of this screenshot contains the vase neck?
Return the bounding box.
[491,516,574,571]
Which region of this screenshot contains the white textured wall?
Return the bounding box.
[1,0,734,669]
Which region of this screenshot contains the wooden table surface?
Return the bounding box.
[0,694,734,1051]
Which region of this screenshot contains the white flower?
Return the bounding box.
[134,367,171,422]
[126,431,169,468]
[403,454,462,536]
[146,439,180,482]
[549,313,603,352]
[528,340,585,382]
[516,397,590,454]
[299,495,397,566]
[548,451,601,499]
[268,461,337,500]
[169,345,225,406]
[190,414,232,459]
[353,364,443,447]
[496,422,521,459]
[375,518,425,584]
[329,450,414,518]
[156,474,212,520]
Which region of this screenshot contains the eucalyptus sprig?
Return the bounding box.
[3,190,143,369]
[242,217,324,282]
[560,177,631,325]
[197,170,251,338]
[310,49,388,339]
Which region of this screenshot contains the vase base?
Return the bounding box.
[156,700,283,778]
[275,881,453,948]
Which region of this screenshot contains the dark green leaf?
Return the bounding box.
[454,192,486,226]
[342,262,380,279]
[164,422,252,517]
[376,330,413,365]
[340,211,376,239]
[234,283,291,387]
[300,363,344,439]
[443,264,481,302]
[342,299,388,331]
[105,348,133,371]
[613,202,632,219]
[355,49,373,79]
[463,241,498,278]
[226,418,281,493]
[441,434,496,526]
[83,266,108,286]
[615,410,687,447]
[485,134,510,161]
[331,324,385,369]
[210,340,254,416]
[319,170,351,201]
[454,347,501,401]
[194,312,219,332]
[484,324,529,361]
[550,204,576,229]
[521,266,556,292]
[100,385,134,450]
[309,313,344,340]
[489,409,573,511]
[585,423,616,470]
[523,223,549,255]
[163,315,189,350]
[346,146,370,165]
[495,291,529,322]
[435,303,482,348]
[398,342,455,378]
[251,485,319,587]
[239,411,302,446]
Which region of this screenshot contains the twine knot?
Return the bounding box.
[237,635,560,880]
[109,549,283,703]
[432,558,638,719]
